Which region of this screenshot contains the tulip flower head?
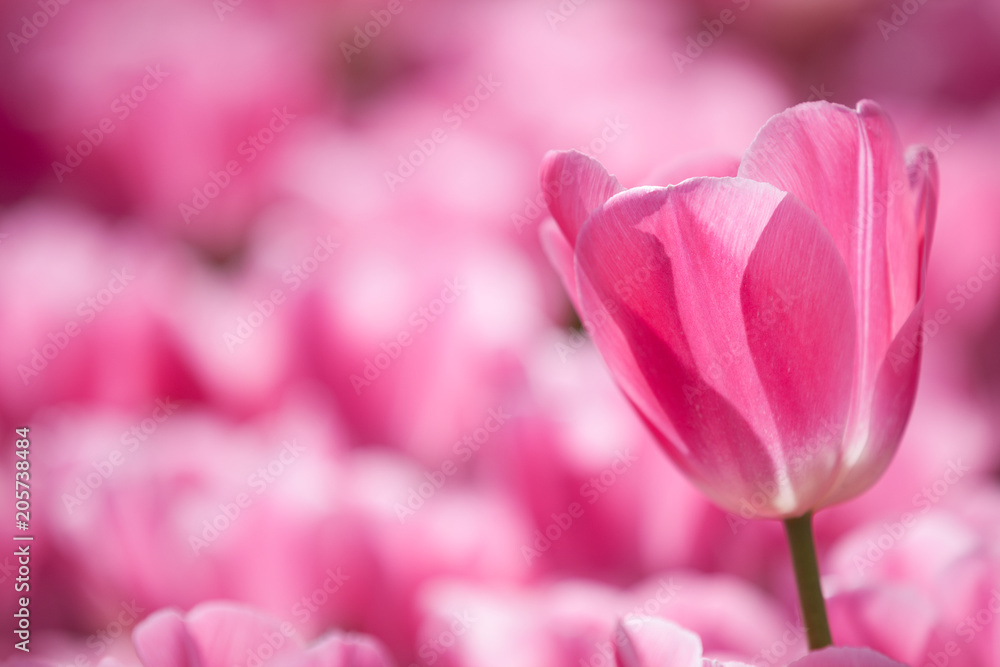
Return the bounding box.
[540,100,937,520]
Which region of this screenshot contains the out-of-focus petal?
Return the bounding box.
[616,616,702,667]
[788,647,908,667]
[904,145,939,299]
[539,218,581,314]
[827,585,936,665]
[300,633,396,667]
[133,609,202,667]
[182,603,299,667]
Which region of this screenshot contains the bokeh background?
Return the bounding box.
[1,0,999,665]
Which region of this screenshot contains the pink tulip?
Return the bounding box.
[540,99,937,519]
[616,616,908,667]
[132,602,394,667]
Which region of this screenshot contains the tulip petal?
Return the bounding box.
[574,182,772,509]
[539,218,581,314]
[820,300,924,507]
[741,194,856,508]
[616,617,703,667]
[133,609,203,667]
[881,145,938,334]
[183,603,299,667]
[820,149,936,508]
[788,647,907,667]
[540,149,624,246]
[827,585,936,665]
[575,178,854,515]
[301,633,395,667]
[739,101,905,445]
[904,145,939,299]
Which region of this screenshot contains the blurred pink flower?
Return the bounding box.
[31,398,378,636]
[0,203,198,421]
[830,0,1000,105]
[133,602,394,667]
[481,339,713,580]
[357,473,532,657]
[826,585,937,665]
[412,570,796,667]
[539,99,937,518]
[274,173,545,463]
[0,0,320,248]
[825,488,1000,667]
[617,616,908,667]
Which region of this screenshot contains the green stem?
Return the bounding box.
[783,511,832,649]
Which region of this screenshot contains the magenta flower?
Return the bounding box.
[540,100,937,521]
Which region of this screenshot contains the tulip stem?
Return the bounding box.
[783,511,832,650]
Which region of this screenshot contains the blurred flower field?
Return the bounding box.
[0,0,998,665]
